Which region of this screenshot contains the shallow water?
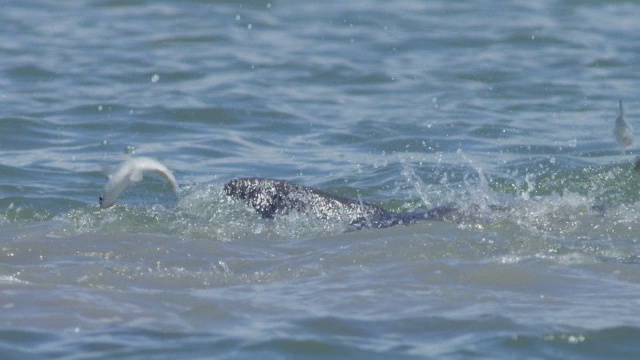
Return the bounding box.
[2,0,640,358]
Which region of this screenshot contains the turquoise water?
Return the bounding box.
[2,0,640,358]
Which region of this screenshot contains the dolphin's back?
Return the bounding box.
[224,178,389,225]
[224,178,459,229]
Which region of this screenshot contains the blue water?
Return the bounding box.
[2,1,640,358]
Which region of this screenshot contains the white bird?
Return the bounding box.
[614,100,632,150]
[99,156,178,208]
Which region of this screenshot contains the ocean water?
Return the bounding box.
[2,0,640,358]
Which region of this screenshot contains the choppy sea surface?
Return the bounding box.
[2,0,640,358]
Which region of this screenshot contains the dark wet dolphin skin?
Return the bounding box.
[224,178,459,229]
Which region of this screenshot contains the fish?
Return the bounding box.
[99,157,178,208]
[614,100,633,150]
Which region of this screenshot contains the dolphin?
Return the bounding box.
[98,157,458,228]
[223,178,459,228]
